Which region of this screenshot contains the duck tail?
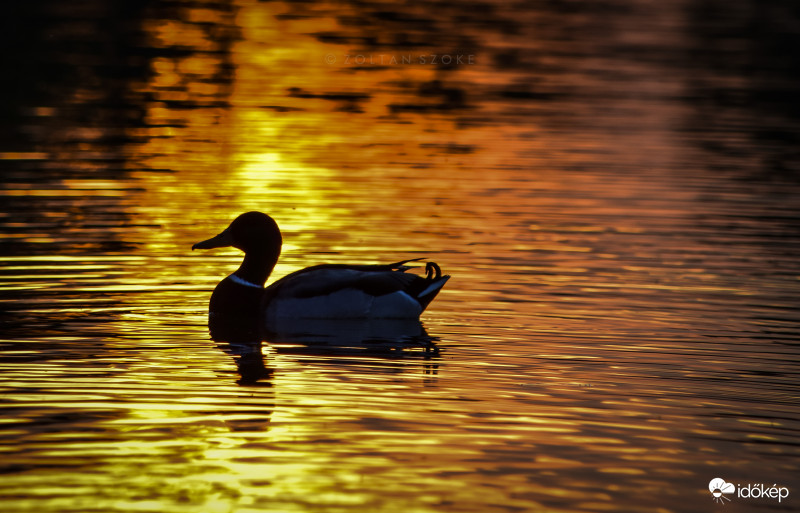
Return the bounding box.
[416,261,450,312]
[425,261,442,280]
[389,258,425,272]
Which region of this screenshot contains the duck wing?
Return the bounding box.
[262,259,449,319]
[264,259,424,298]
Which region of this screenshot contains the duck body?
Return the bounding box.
[193,212,449,324]
[261,261,445,320]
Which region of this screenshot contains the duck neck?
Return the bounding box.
[233,248,279,287]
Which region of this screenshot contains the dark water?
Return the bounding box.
[2,1,800,512]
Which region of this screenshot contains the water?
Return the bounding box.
[2,1,800,512]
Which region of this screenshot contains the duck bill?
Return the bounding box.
[192,229,233,250]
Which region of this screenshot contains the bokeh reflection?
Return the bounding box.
[1,0,800,512]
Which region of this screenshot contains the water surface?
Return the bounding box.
[2,1,799,512]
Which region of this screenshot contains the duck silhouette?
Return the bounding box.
[192,212,450,331]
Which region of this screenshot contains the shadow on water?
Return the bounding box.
[684,0,800,185]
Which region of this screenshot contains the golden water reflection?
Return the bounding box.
[2,0,800,512]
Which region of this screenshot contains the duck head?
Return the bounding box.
[193,212,283,337]
[193,211,282,256]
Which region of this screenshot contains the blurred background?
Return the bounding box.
[1,1,799,512]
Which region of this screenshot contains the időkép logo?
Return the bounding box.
[709,477,789,505]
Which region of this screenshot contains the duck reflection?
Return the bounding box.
[263,318,440,358]
[208,309,272,386]
[210,314,440,385]
[214,337,273,387]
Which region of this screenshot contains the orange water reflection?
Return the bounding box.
[2,1,800,512]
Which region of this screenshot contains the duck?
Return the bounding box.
[192,212,450,323]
